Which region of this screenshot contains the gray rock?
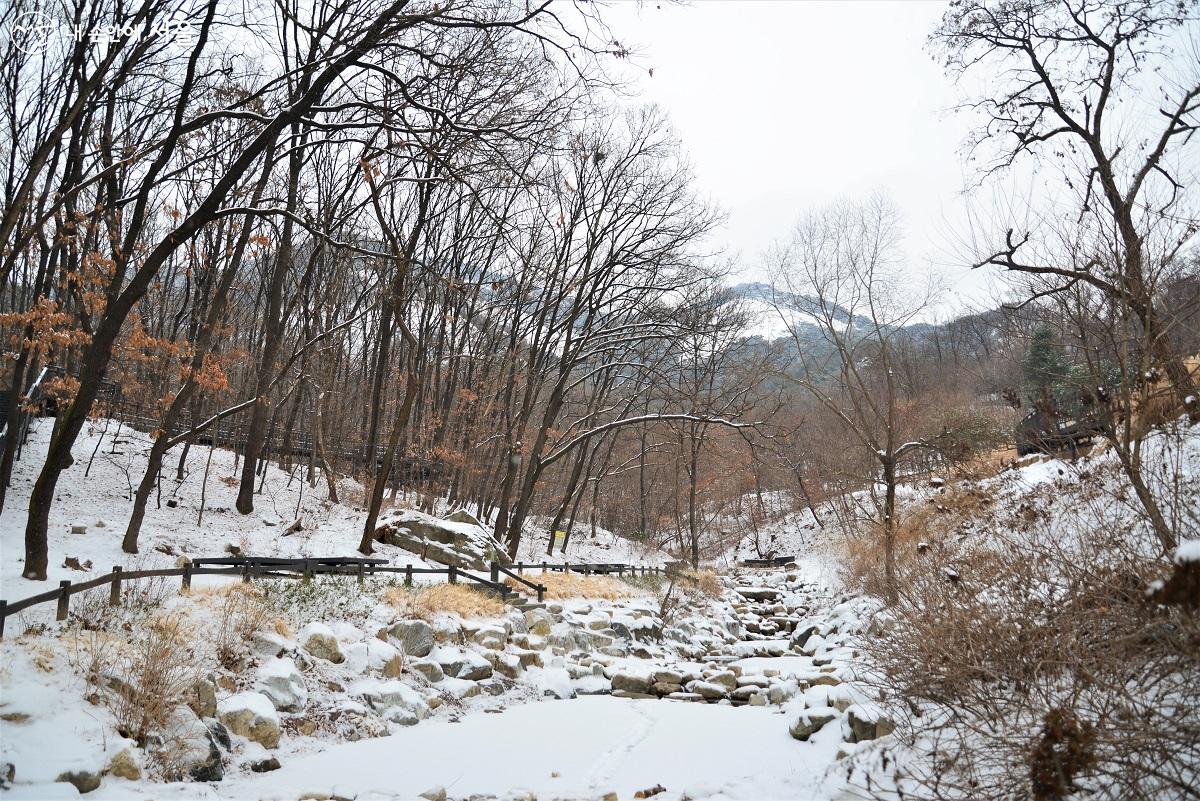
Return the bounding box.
[389,620,435,658]
[707,671,738,692]
[845,707,896,742]
[375,509,508,570]
[789,708,837,741]
[57,770,101,793]
[611,672,653,694]
[408,659,445,683]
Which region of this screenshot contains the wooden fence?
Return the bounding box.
[0,557,667,639]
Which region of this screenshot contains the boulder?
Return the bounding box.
[483,651,522,679]
[343,639,402,674]
[844,706,896,743]
[218,692,281,748]
[375,509,509,570]
[610,671,653,695]
[298,623,343,664]
[690,681,727,700]
[389,620,435,658]
[789,706,837,741]
[707,671,738,692]
[158,706,223,782]
[524,609,554,636]
[57,770,101,793]
[432,646,493,680]
[472,626,507,650]
[408,659,445,683]
[189,677,218,718]
[255,657,307,712]
[351,679,429,725]
[106,746,141,781]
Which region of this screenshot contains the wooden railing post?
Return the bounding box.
[242,564,251,584]
[537,584,545,603]
[56,580,71,621]
[404,564,413,587]
[181,562,192,592]
[109,567,122,606]
[541,561,547,574]
[489,561,499,584]
[303,558,313,582]
[356,562,364,585]
[517,562,524,574]
[0,601,7,639]
[448,565,457,584]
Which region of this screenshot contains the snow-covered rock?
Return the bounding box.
[298,623,343,663]
[255,657,307,712]
[217,692,281,748]
[389,620,435,658]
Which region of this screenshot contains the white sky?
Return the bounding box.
[603,0,1007,314]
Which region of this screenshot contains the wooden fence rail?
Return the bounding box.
[0,557,665,639]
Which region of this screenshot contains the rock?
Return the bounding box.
[218,692,281,748]
[351,679,430,724]
[343,638,402,674]
[524,609,554,636]
[250,757,281,773]
[1,762,13,788]
[382,655,405,678]
[472,626,507,650]
[690,681,727,700]
[748,693,768,707]
[844,706,896,743]
[375,508,508,570]
[509,648,543,669]
[57,769,101,793]
[735,586,780,602]
[736,674,769,688]
[433,647,493,680]
[389,620,435,658]
[189,677,218,718]
[611,689,657,699]
[255,657,307,711]
[70,524,88,535]
[789,707,837,741]
[157,706,223,782]
[106,747,141,780]
[250,630,289,659]
[653,668,684,685]
[444,509,483,527]
[611,671,653,695]
[419,786,448,801]
[299,623,344,663]
[809,674,841,687]
[651,681,683,696]
[483,651,522,679]
[409,659,445,683]
[707,671,737,692]
[665,692,705,702]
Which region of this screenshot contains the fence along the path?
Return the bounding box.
[0,557,666,638]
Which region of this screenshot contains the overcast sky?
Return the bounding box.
[603,0,1008,315]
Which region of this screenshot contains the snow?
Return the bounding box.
[1175,538,1200,564]
[28,697,850,801]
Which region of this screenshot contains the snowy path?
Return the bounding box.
[71,696,849,801]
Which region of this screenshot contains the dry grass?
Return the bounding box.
[505,571,637,600]
[385,583,505,619]
[843,482,997,595]
[78,612,201,749]
[678,568,722,598]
